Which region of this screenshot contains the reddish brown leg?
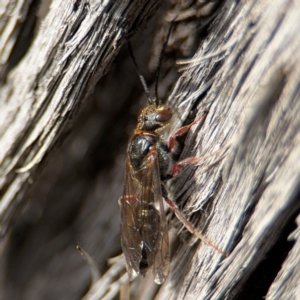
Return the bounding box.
[166,111,229,255]
[172,147,227,176]
[165,197,227,255]
[169,110,208,152]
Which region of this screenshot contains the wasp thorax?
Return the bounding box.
[137,104,172,131]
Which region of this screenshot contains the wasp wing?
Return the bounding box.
[141,147,170,284]
[119,147,170,284]
[119,158,143,281]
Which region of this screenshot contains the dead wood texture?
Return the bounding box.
[0,0,161,233]
[1,0,300,300]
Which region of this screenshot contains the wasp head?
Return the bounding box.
[137,104,172,132]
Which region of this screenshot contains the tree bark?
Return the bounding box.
[1,1,300,300]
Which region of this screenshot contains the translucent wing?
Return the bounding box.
[119,159,143,281]
[119,147,170,284]
[140,146,170,284]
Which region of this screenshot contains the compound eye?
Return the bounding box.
[155,108,172,122]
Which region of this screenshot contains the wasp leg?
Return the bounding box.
[169,109,209,153]
[164,197,227,255]
[172,146,228,176]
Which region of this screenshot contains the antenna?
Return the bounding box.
[154,21,176,106]
[128,42,153,105]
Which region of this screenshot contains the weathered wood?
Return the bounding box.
[266,215,300,300]
[85,0,300,299]
[1,0,300,300]
[156,1,300,299]
[0,0,161,233]
[0,0,163,299]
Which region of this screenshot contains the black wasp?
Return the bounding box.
[119,28,225,285]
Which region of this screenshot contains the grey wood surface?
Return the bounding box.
[1,0,299,300]
[0,0,161,234]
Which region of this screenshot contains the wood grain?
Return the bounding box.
[1,0,300,300]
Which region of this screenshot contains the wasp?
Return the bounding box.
[119,35,224,285]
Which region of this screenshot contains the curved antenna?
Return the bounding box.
[128,42,153,105]
[154,21,176,107]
